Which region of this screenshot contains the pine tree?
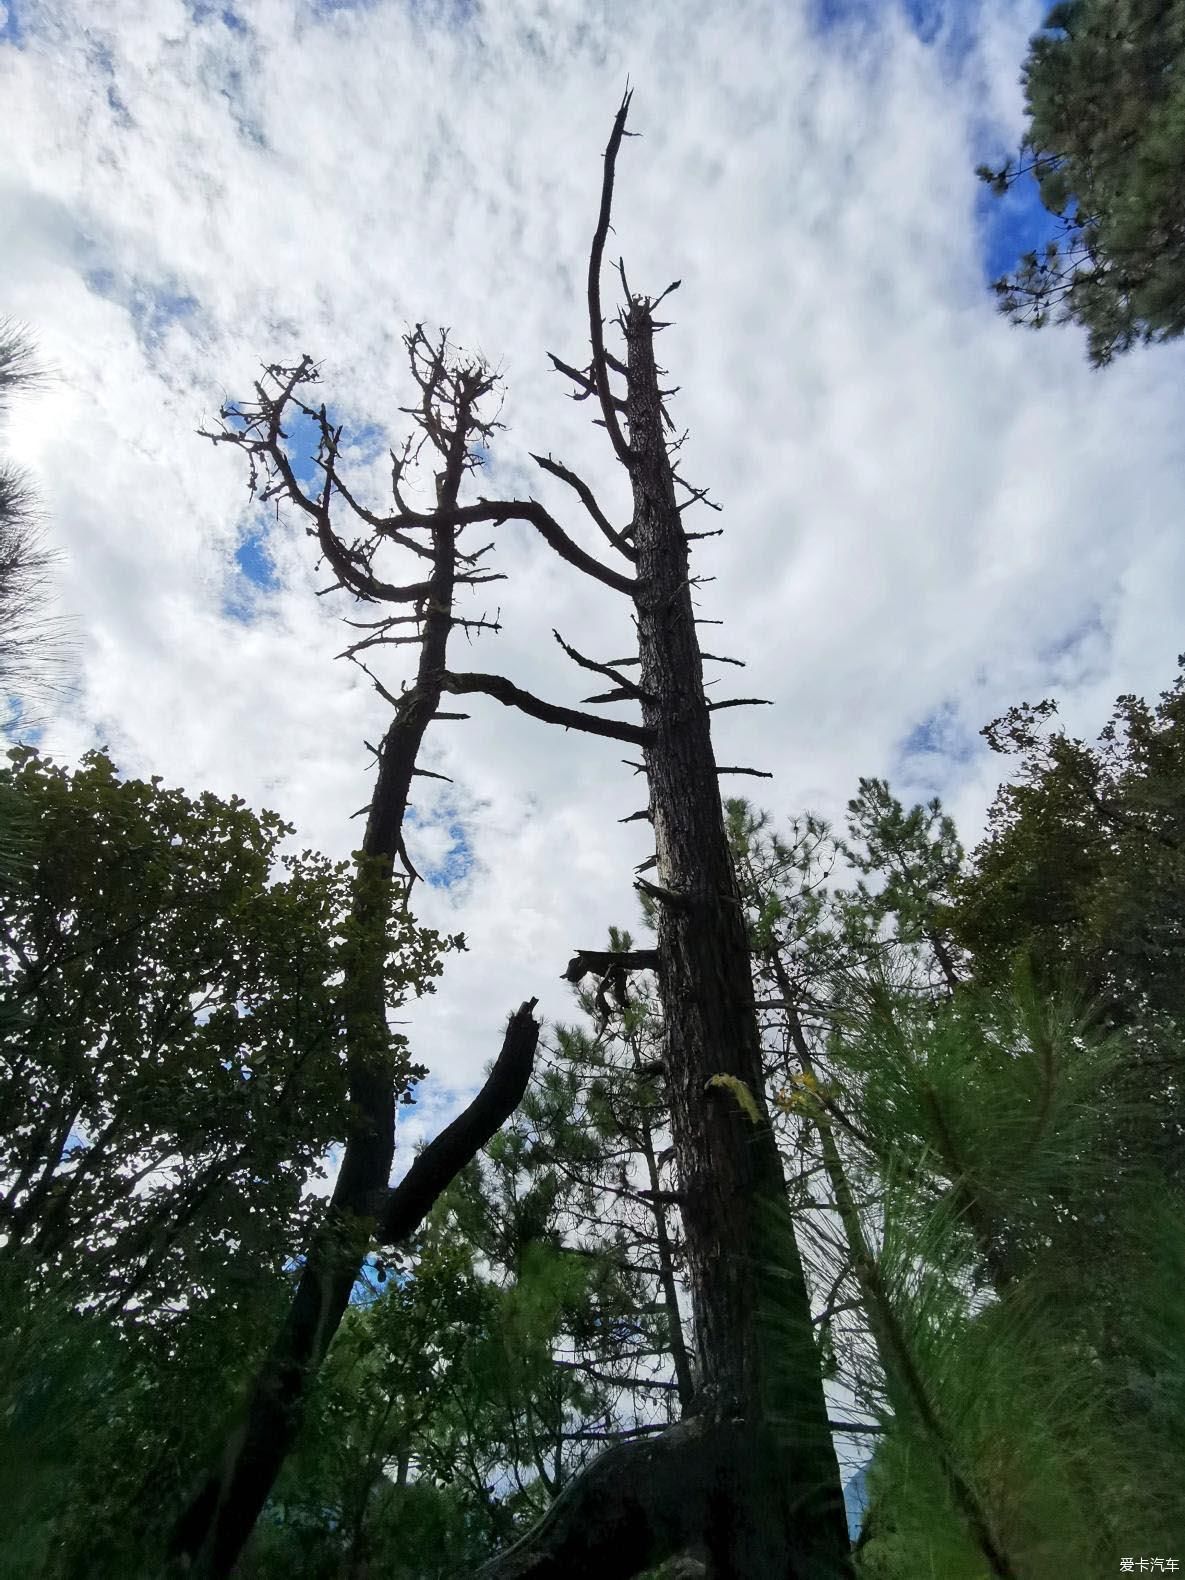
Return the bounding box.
[979,0,1185,364]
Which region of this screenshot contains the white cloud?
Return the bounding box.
[2,0,1182,1142]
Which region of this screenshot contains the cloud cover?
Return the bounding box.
[2,0,1183,1151]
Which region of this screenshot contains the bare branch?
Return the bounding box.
[562,948,659,984]
[380,497,636,597]
[531,452,635,560]
[707,697,773,712]
[547,351,596,400]
[589,92,636,468]
[582,688,638,706]
[552,630,647,696]
[395,830,422,886]
[380,1000,540,1246]
[314,464,436,562]
[547,353,627,412]
[442,671,653,746]
[675,480,722,515]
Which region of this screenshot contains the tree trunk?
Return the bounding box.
[166,360,540,1578]
[636,1104,695,1411]
[622,298,851,1576]
[461,95,853,1577]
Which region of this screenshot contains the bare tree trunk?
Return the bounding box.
[442,93,852,1578]
[621,291,850,1578]
[165,341,540,1578]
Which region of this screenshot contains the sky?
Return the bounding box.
[2,0,1184,1172]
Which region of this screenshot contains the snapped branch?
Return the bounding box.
[381,1001,540,1245]
[707,697,772,712]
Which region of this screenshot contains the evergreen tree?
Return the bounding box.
[0,320,74,734]
[979,0,1185,364]
[728,787,1185,1576]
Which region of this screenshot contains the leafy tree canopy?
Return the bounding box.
[0,744,453,1318]
[0,745,458,1574]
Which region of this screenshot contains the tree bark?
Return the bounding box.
[636,1103,695,1412]
[166,358,540,1578]
[622,297,851,1576]
[466,93,852,1578]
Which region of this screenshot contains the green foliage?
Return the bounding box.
[853,1156,1185,1576]
[0,319,75,737]
[0,746,450,1316]
[946,662,1185,1184]
[10,649,1184,1576]
[838,779,966,970]
[748,952,1185,1578]
[979,0,1185,364]
[825,957,1125,1287]
[0,747,455,1574]
[235,1220,509,1577]
[729,694,1185,1576]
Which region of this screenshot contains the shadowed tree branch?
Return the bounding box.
[381,999,540,1244]
[531,451,636,560]
[442,670,653,746]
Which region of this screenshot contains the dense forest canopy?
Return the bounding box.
[4,658,1183,1575]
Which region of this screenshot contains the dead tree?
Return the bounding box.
[166,331,541,1577]
[364,95,852,1577]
